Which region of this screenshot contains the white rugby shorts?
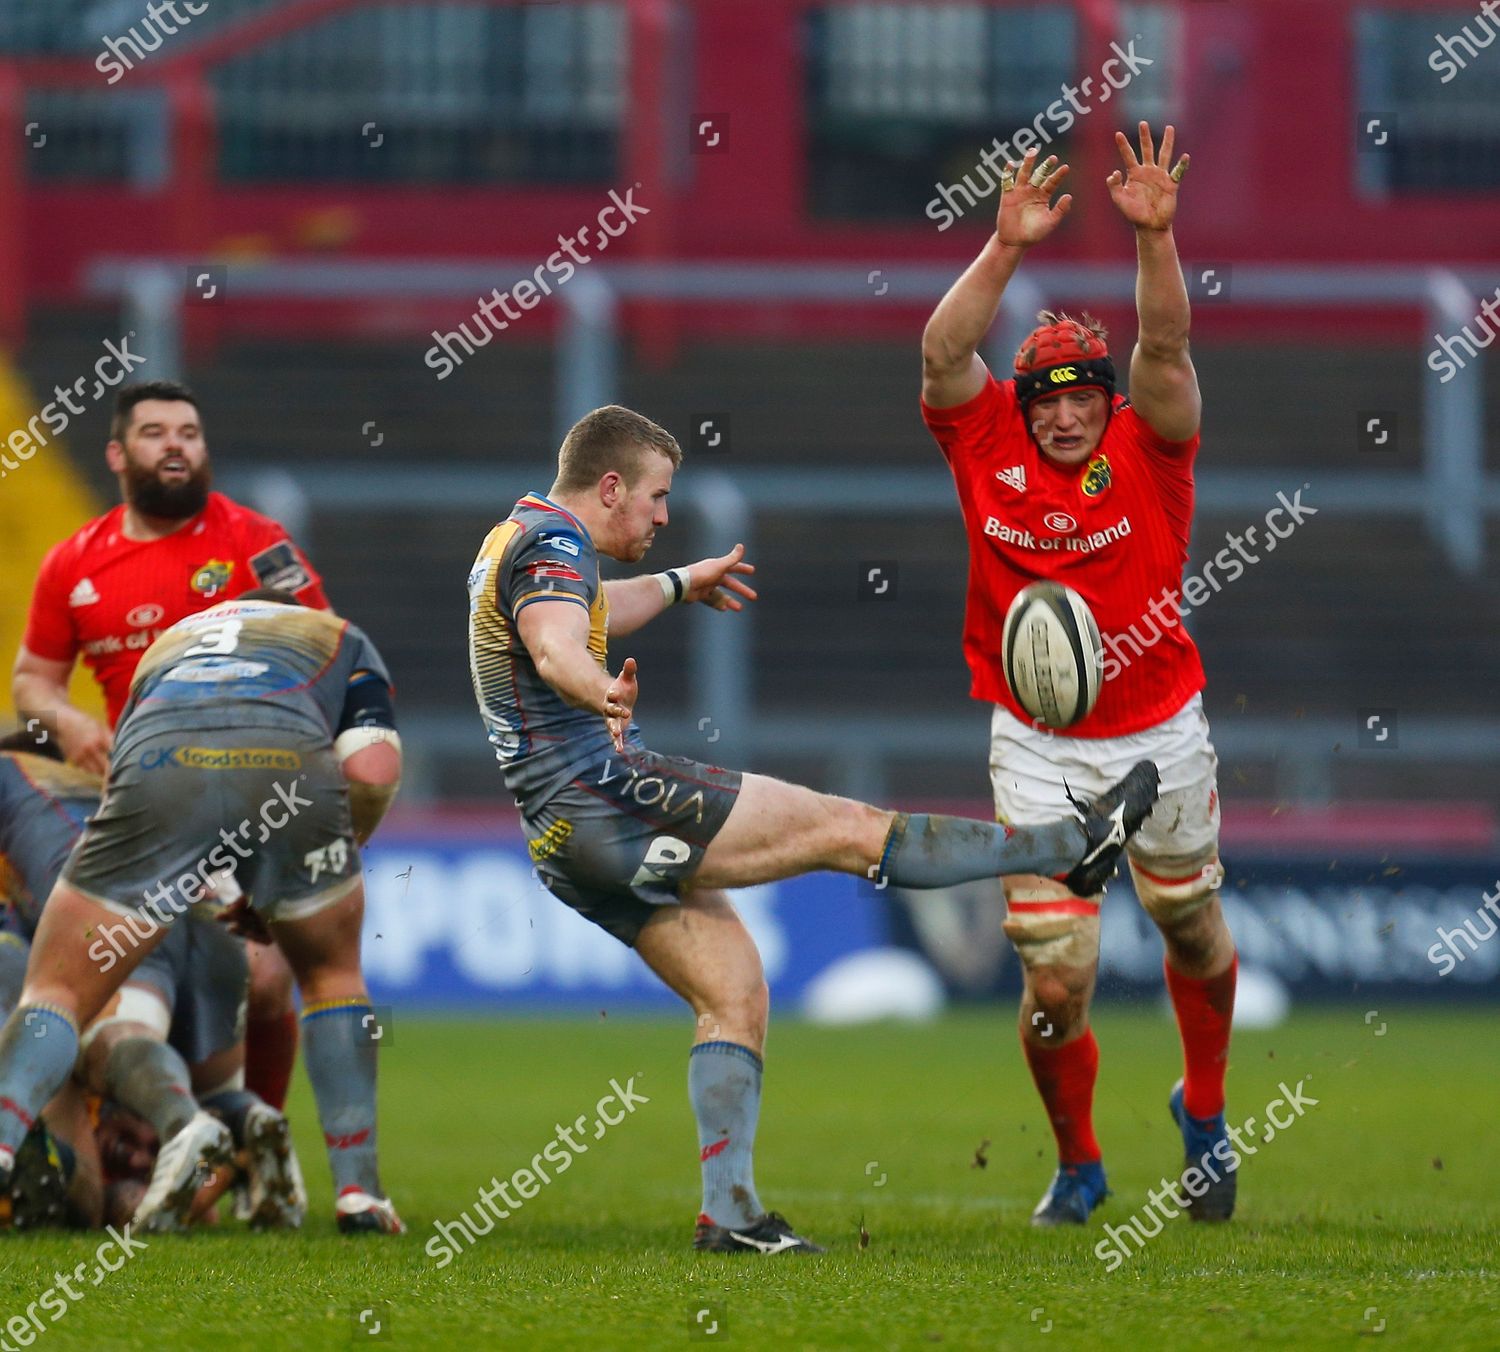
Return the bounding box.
[988,693,1220,863]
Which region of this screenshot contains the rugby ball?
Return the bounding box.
[1000,581,1103,729]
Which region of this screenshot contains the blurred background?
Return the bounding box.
[0,0,1495,1015]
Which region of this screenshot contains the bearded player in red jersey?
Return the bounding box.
[920,124,1238,1225]
[11,380,328,1115]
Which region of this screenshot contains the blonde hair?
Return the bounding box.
[554,405,682,492]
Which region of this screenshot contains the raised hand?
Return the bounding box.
[682,543,758,613]
[1107,121,1188,232]
[604,656,639,752]
[995,148,1072,248]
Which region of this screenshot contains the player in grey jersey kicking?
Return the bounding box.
[469,404,1160,1254]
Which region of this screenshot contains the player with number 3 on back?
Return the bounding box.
[0,589,406,1234]
[12,381,329,1119]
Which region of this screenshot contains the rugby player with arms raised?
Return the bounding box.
[920,124,1239,1224]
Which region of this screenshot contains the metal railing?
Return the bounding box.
[90,257,1494,577]
[78,255,1499,802]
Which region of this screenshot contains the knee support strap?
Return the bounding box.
[1001,879,1102,969]
[1128,846,1224,924]
[78,983,171,1054]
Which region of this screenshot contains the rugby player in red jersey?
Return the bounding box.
[920,124,1239,1224]
[11,381,327,1114]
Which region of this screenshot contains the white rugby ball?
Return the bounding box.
[1000,581,1103,729]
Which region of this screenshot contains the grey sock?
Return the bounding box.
[103,1038,198,1143]
[689,1041,764,1228]
[301,1002,381,1196]
[0,1005,80,1155]
[877,813,1085,888]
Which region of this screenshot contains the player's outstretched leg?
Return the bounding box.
[634,890,823,1255]
[693,762,1160,893]
[271,882,403,1236]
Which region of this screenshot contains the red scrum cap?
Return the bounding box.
[1013,311,1116,412]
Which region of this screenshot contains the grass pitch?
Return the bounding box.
[0,1005,1496,1350]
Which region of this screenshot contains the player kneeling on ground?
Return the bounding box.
[0,735,300,1231]
[0,589,405,1235]
[79,904,306,1233]
[468,405,1161,1255]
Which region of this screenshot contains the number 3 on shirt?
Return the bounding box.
[183,619,243,656]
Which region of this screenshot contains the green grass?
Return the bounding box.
[1,1006,1496,1350]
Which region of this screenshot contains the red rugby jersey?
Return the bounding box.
[922,374,1205,738]
[22,492,328,726]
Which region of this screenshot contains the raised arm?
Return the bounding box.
[922,148,1072,409]
[603,544,758,639]
[517,599,637,750]
[1108,122,1201,442]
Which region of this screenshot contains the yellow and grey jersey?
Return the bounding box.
[468,493,634,806]
[0,752,100,934]
[119,601,394,748]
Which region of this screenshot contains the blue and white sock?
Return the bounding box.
[689,1041,765,1228]
[301,998,381,1197]
[0,1004,80,1159]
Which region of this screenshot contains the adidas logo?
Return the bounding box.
[69,578,100,607]
[995,465,1027,492]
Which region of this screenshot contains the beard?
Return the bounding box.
[122,455,212,520]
